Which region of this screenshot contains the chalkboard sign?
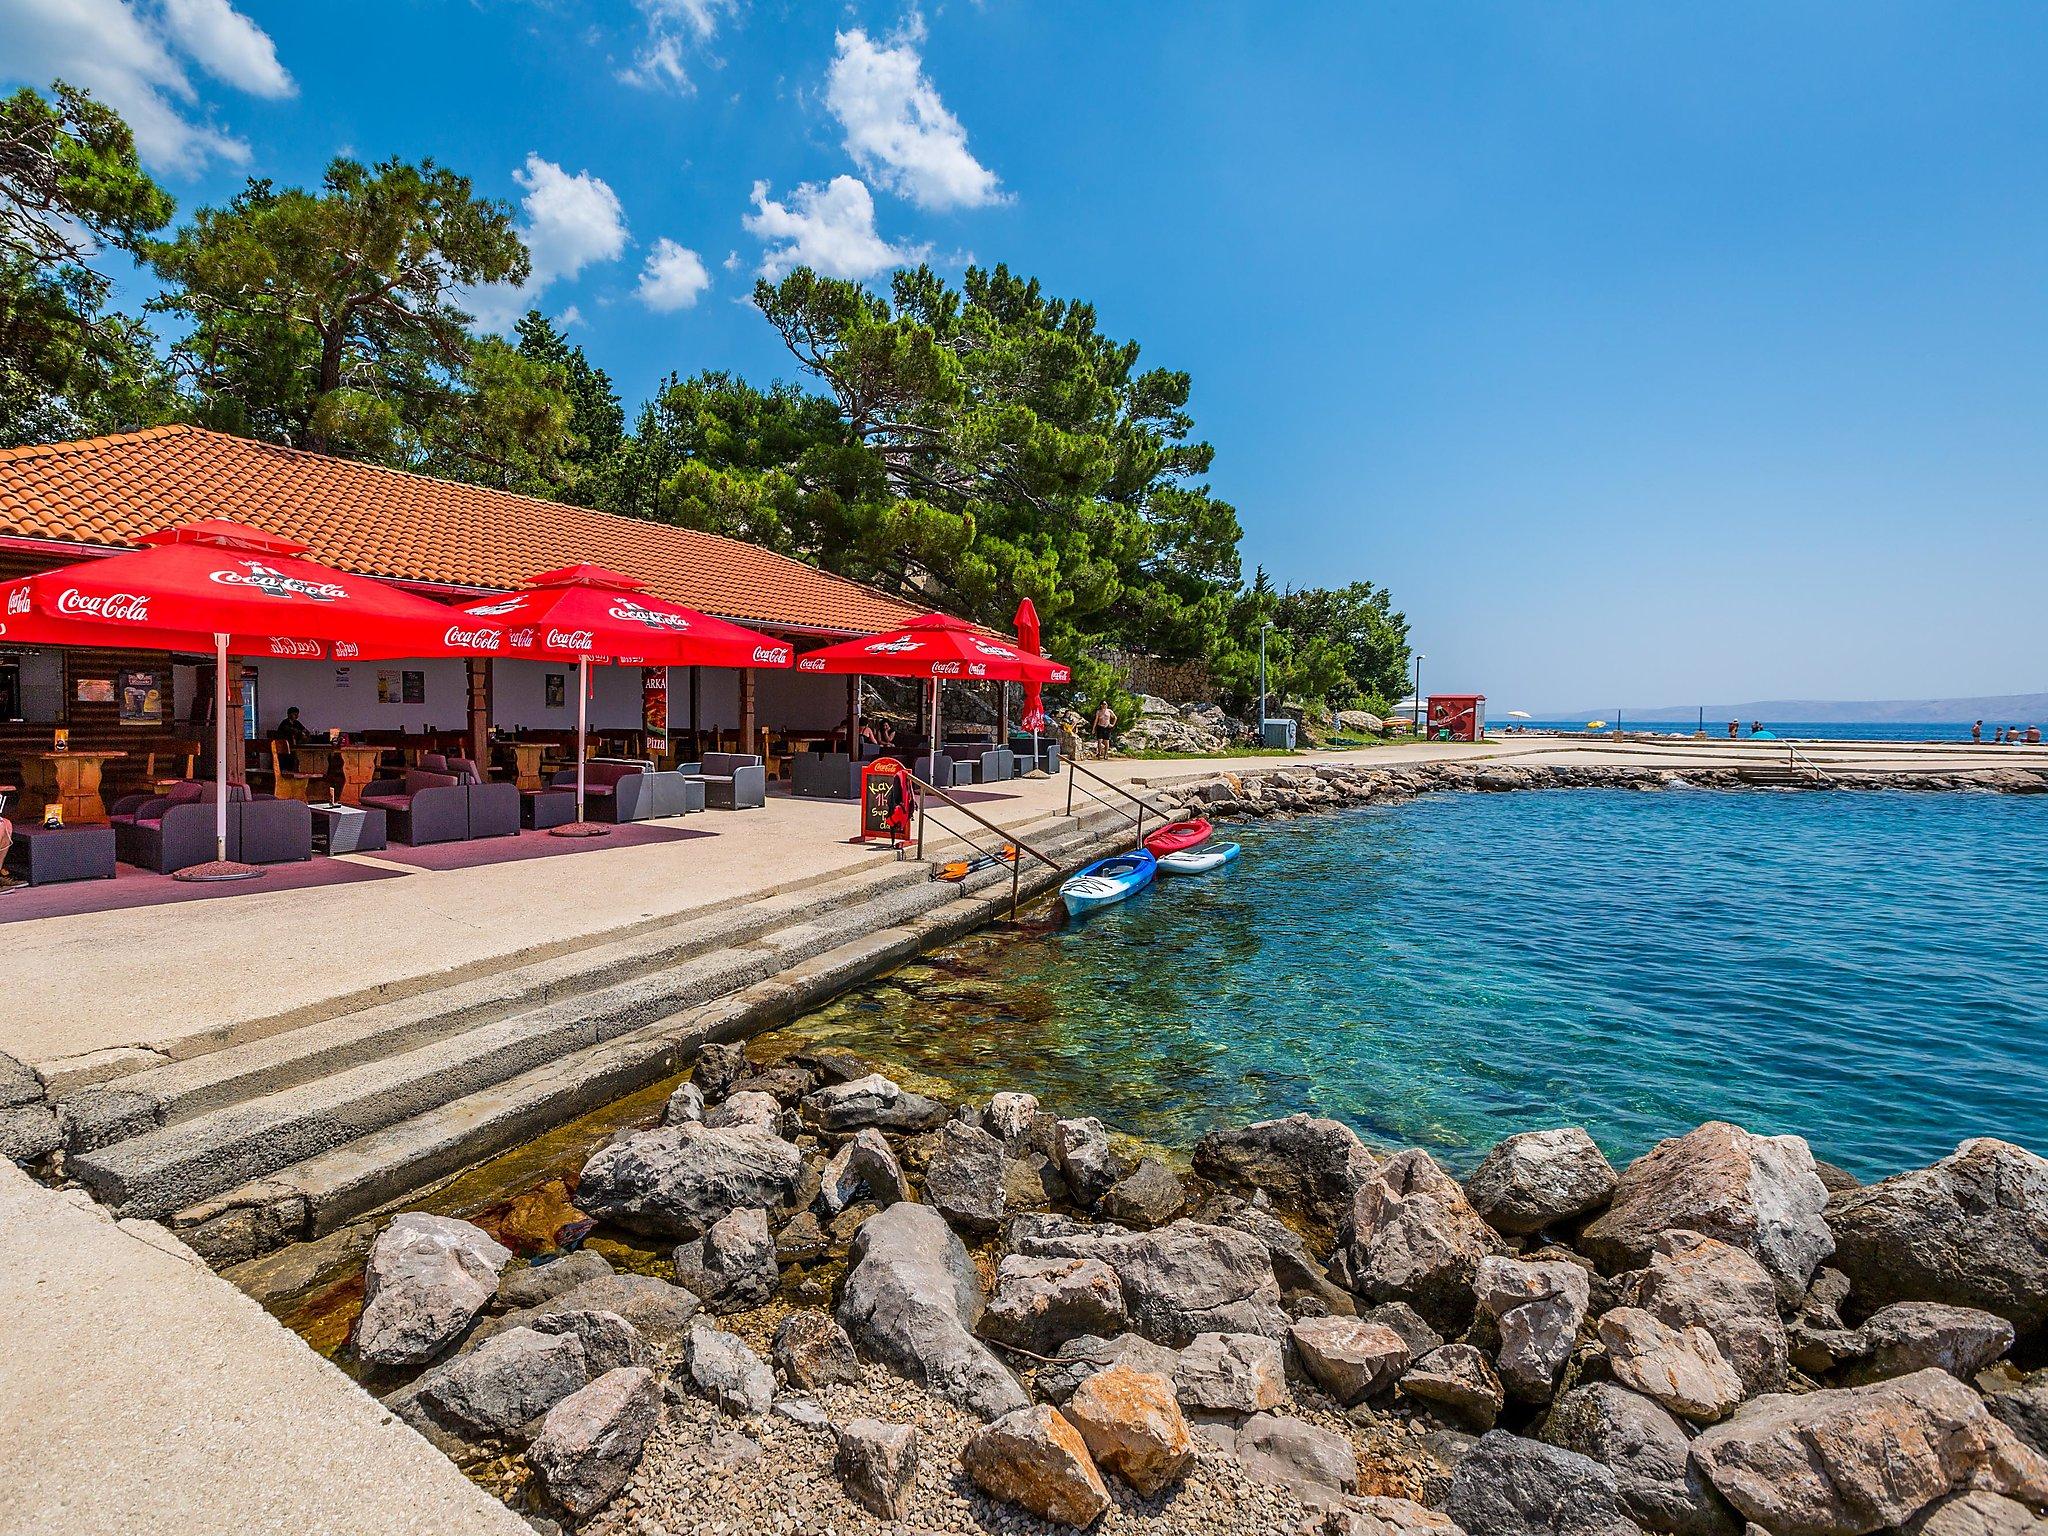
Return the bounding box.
[861,756,910,843]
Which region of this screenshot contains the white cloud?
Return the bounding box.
[744,175,928,281]
[825,23,1001,211]
[159,0,294,99]
[0,0,265,173]
[636,238,710,311]
[617,0,735,93]
[462,154,631,331]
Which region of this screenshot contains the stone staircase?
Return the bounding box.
[58,800,1140,1268]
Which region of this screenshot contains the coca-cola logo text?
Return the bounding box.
[608,600,690,630]
[865,637,922,653]
[546,628,595,650]
[57,588,150,622]
[509,627,536,649]
[752,645,790,664]
[335,642,362,659]
[442,625,503,651]
[930,660,963,676]
[798,657,825,671]
[267,637,323,658]
[208,562,347,602]
[6,587,27,615]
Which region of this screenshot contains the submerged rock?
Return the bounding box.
[356,1212,512,1366]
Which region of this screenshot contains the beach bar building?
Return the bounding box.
[0,426,930,804]
[1426,693,1487,742]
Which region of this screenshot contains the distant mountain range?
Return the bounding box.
[1552,692,2048,724]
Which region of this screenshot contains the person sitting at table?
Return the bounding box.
[272,706,312,772]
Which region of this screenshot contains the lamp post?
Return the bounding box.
[1413,653,1425,734]
[1257,620,1272,735]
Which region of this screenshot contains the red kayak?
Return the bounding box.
[1143,818,1213,857]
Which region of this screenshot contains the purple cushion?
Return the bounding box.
[404,769,458,796]
[165,781,205,806]
[136,816,164,831]
[446,757,482,784]
[360,794,411,813]
[419,753,448,772]
[109,812,137,827]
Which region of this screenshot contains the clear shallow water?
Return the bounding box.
[1517,719,2027,742]
[787,789,2048,1181]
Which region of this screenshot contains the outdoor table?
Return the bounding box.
[329,745,386,807]
[500,741,547,791]
[17,750,126,825]
[308,802,386,855]
[521,788,575,829]
[7,822,117,885]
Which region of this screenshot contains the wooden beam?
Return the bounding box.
[739,668,756,756]
[466,658,491,762]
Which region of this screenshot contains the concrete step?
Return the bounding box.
[67,874,967,1222]
[57,859,934,1151]
[167,819,1129,1266]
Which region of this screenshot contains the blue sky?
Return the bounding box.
[5,1,2046,711]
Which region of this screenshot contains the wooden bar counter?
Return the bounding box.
[17,751,126,826]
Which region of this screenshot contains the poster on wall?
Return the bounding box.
[545,672,566,710]
[401,669,425,705]
[377,669,400,704]
[335,667,351,690]
[74,678,116,704]
[119,669,164,726]
[641,668,668,755]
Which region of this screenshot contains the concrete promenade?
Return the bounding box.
[3,733,2040,1090]
[0,1159,528,1536]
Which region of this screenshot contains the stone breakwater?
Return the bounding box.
[336,1037,2048,1536]
[1162,759,2048,820]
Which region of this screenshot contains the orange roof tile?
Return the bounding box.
[0,425,924,635]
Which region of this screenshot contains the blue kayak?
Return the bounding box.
[1060,849,1157,918]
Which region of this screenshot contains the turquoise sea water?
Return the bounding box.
[1518,719,2029,742]
[791,789,2048,1181]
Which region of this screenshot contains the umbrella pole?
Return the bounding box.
[553,653,607,838]
[919,678,941,855]
[174,631,261,882]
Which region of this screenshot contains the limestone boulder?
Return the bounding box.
[529,1308,650,1376]
[1014,1218,1288,1345]
[1193,1113,1377,1230]
[1174,1330,1289,1414]
[1597,1308,1743,1423]
[1825,1139,2048,1334]
[1474,1254,1591,1402]
[495,1250,613,1313]
[1290,1316,1411,1404]
[800,1073,949,1134]
[402,1325,592,1455]
[685,1321,774,1417]
[1443,1430,1646,1536]
[1309,1495,1470,1535]
[1207,1200,1358,1317]
[704,1088,781,1132]
[670,1205,777,1313]
[489,1273,700,1355]
[1987,1375,2048,1456]
[1467,1127,1619,1235]
[1839,1302,2016,1385]
[1904,1491,2048,1536]
[979,1254,1128,1355]
[1544,1382,1739,1536]
[1064,1364,1195,1496]
[1400,1344,1505,1429]
[1054,1116,1120,1207]
[837,1201,1028,1420]
[1032,1332,1181,1405]
[924,1120,1006,1235]
[1101,1158,1187,1228]
[1617,1229,1788,1396]
[985,1091,1042,1150]
[356,1212,512,1366]
[772,1307,860,1390]
[961,1405,1111,1529]
[1233,1411,1359,1497]
[835,1417,919,1520]
[817,1127,907,1216]
[661,1081,704,1126]
[1580,1121,1833,1305]
[576,1124,803,1241]
[527,1366,661,1516]
[1689,1368,2048,1536]
[1343,1149,1506,1333]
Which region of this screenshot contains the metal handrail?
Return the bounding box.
[1063,756,1177,844]
[1787,744,1836,785]
[912,773,1060,920]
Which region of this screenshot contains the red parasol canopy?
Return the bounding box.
[450,564,794,668]
[1013,598,1049,731]
[795,612,1070,682]
[0,519,505,661]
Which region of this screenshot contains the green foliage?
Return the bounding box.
[0,81,178,445]
[1212,569,1411,719]
[513,310,622,503]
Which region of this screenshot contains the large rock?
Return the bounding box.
[1233,1411,1359,1496]
[1015,1218,1288,1345]
[979,1254,1127,1355]
[1825,1139,2048,1333]
[530,1308,650,1376]
[1032,1332,1181,1405]
[1544,1382,1738,1536]
[1174,1330,1288,1414]
[1064,1364,1195,1496]
[1054,1117,1119,1207]
[1209,1201,1358,1317]
[1290,1316,1411,1404]
[661,1080,704,1126]
[1987,1375,2048,1456]
[1841,1302,2017,1385]
[1597,1308,1743,1423]
[800,1073,949,1134]
[1443,1430,1646,1536]
[772,1307,860,1390]
[1400,1344,1505,1429]
[1474,1254,1590,1402]
[402,1325,592,1453]
[985,1091,1042,1149]
[576,1124,803,1240]
[692,1041,747,1100]
[1343,1149,1506,1333]
[924,1120,1006,1235]
[1102,1158,1186,1229]
[1311,1496,1468,1535]
[1467,1128,1619,1235]
[1690,1368,2048,1536]
[485,1272,700,1355]
[685,1321,774,1417]
[1193,1113,1376,1229]
[817,1127,907,1216]
[1581,1121,1832,1305]
[527,1366,660,1516]
[1617,1229,1788,1396]
[495,1250,614,1312]
[1905,1492,2048,1536]
[355,1212,512,1366]
[835,1417,919,1520]
[837,1201,1027,1420]
[704,1088,781,1131]
[670,1205,777,1313]
[961,1405,1111,1529]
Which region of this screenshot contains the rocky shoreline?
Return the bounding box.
[334,1034,2048,1536]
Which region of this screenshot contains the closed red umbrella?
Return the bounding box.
[450,565,793,832]
[1013,598,1049,732]
[0,519,508,879]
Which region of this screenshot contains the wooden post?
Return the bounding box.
[690,665,702,758]
[998,681,1009,747]
[739,668,756,757]
[224,658,248,787]
[467,658,491,764]
[846,675,860,750]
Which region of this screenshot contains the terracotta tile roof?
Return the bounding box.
[0,425,925,635]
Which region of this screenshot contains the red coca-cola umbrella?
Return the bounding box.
[0,519,508,879]
[449,565,794,833]
[796,614,1068,828]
